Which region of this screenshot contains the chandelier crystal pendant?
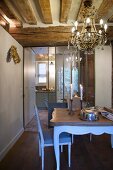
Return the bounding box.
[68,0,108,51]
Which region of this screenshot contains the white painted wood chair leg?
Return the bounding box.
[39,139,41,157]
[61,145,63,152]
[72,134,74,143]
[41,147,44,170]
[90,133,92,142]
[111,134,113,148]
[68,144,71,167]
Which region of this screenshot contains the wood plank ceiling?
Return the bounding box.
[0,0,113,47]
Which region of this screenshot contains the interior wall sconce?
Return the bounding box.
[7,45,21,64]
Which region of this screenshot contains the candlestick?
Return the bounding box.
[80,100,83,110]
[80,84,83,100]
[68,99,74,115]
[70,83,73,99]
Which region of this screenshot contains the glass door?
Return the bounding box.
[56,46,79,102]
[35,47,56,109]
[48,47,56,103]
[35,46,95,107]
[56,47,64,102]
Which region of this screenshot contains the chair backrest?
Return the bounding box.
[48,102,67,127]
[72,97,81,111]
[34,104,44,143]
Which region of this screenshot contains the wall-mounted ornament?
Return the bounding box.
[7,45,21,64]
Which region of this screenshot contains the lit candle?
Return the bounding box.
[71,27,75,33]
[74,21,78,30]
[80,84,83,100]
[100,19,103,27]
[86,17,90,24]
[70,84,73,99]
[104,24,107,32]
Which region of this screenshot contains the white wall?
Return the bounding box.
[0,26,23,160]
[95,46,112,107]
[24,48,36,126]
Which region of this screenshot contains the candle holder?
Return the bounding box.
[80,100,83,110]
[68,99,74,115]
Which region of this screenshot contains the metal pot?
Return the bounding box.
[80,108,99,121]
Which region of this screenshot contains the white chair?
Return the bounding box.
[34,104,71,170]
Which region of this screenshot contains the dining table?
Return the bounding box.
[50,108,113,170]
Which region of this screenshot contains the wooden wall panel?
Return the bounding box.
[80,53,95,106]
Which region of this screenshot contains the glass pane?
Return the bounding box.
[39,63,46,75]
[48,47,56,103]
[64,52,71,100]
[39,77,46,83]
[35,47,48,89]
[64,48,79,100]
[72,68,79,94]
[49,47,55,91]
[56,47,65,102]
[35,47,49,109]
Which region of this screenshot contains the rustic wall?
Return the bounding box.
[0,26,23,160]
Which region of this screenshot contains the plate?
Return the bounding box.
[101,112,113,121]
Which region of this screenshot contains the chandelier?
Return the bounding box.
[68,0,108,51]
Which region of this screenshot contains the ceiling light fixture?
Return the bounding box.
[68,0,108,52]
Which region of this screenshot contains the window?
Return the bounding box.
[38,63,47,83]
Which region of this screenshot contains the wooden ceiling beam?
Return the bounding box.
[9,26,71,34]
[108,15,113,22]
[9,25,113,47]
[60,0,72,23]
[3,0,23,26]
[9,0,37,25]
[0,0,15,19]
[76,0,84,21]
[37,0,52,24]
[0,8,21,28]
[0,14,9,31]
[97,0,113,21]
[76,0,112,22]
[106,3,113,22]
[0,0,22,27]
[9,26,71,47]
[10,34,70,47]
